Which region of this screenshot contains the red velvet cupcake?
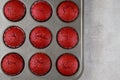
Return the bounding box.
[57,27,79,49]
[1,53,24,76]
[29,53,51,76]
[4,0,26,21]
[3,26,25,48]
[57,1,79,22]
[57,53,79,76]
[31,1,52,22]
[30,26,52,49]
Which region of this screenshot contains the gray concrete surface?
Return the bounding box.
[79,0,120,80]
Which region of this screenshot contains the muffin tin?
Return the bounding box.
[0,0,84,80]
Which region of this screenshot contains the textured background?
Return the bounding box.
[80,0,120,80]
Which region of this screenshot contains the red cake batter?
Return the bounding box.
[31,1,52,22]
[30,26,52,49]
[4,0,26,21]
[3,26,25,48]
[29,53,51,76]
[57,27,79,49]
[1,53,24,76]
[57,53,79,76]
[57,1,79,22]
